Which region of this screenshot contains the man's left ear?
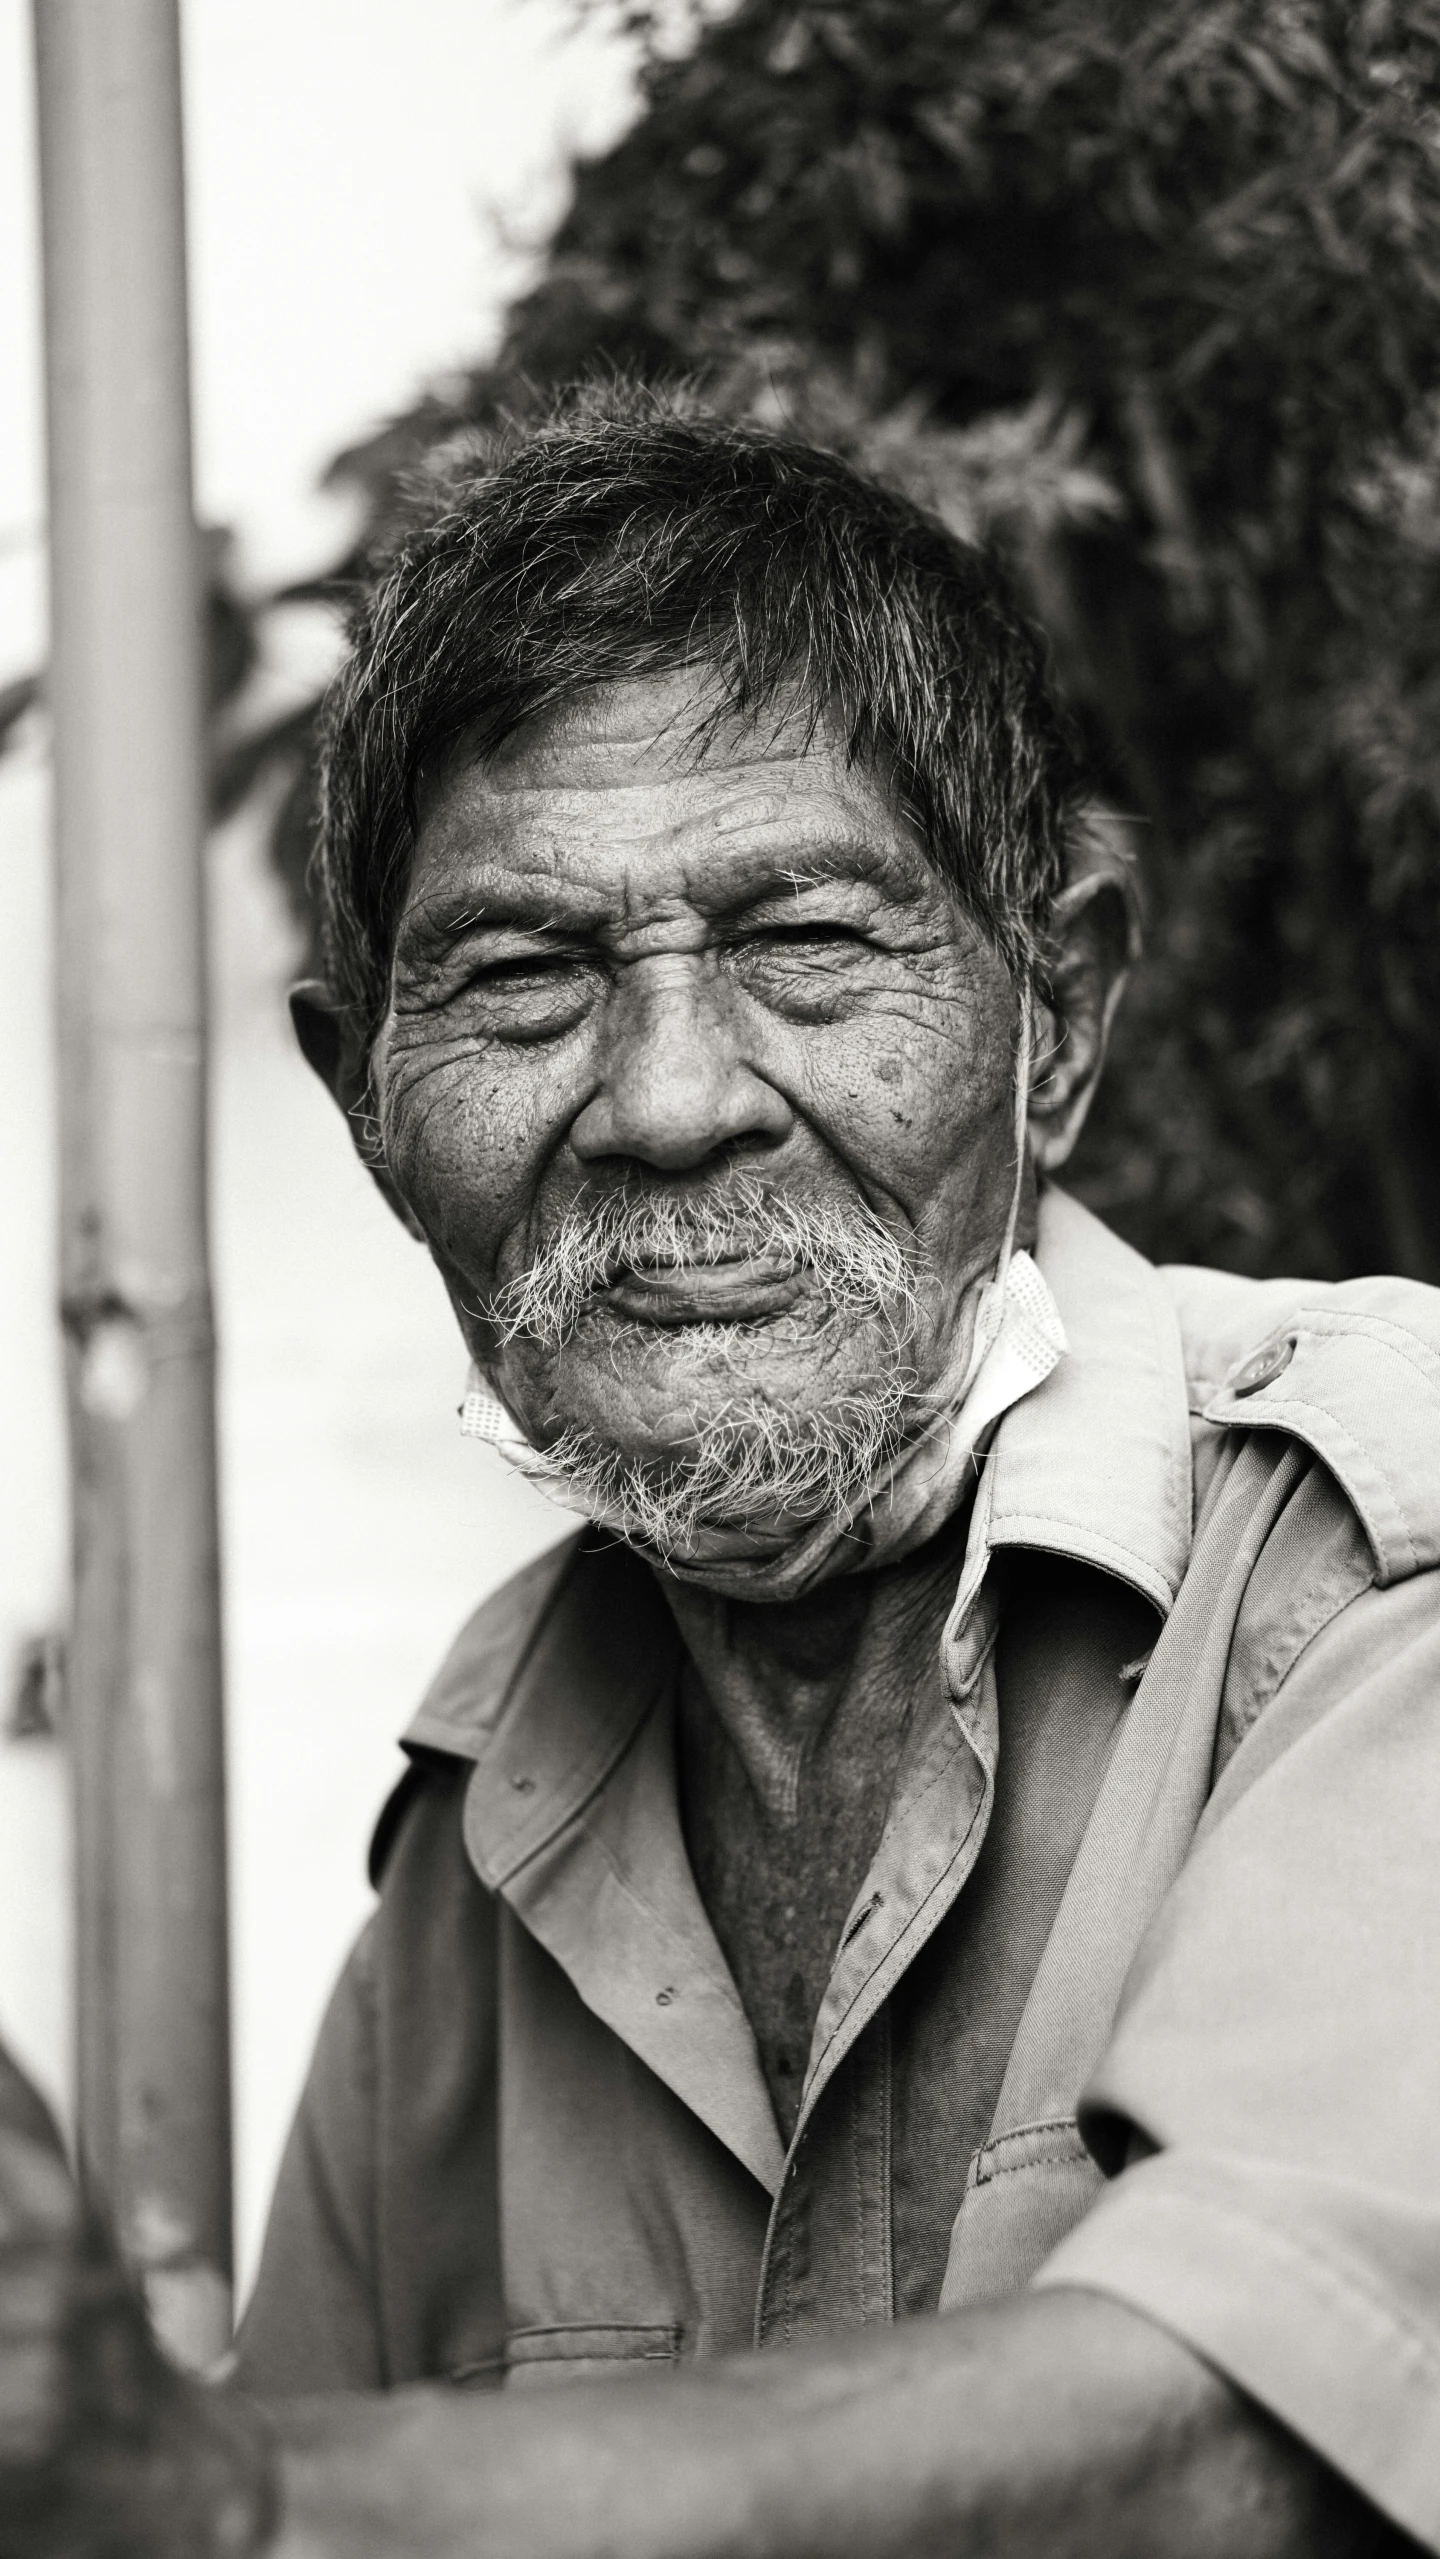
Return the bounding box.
[288,978,428,1241]
[1026,874,1134,1174]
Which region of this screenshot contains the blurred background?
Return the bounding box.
[3,0,1439,2296]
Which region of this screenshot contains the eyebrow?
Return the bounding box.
[709,840,931,918]
[398,884,597,946]
[400,833,923,949]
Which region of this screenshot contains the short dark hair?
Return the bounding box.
[315,386,1085,1051]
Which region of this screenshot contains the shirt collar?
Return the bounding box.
[988,1185,1194,1618]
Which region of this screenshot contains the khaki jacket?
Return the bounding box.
[238,1191,1440,2551]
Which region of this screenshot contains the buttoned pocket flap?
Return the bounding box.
[938,2119,1103,2312]
[502,2322,683,2385]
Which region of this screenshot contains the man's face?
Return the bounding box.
[372,671,1022,1527]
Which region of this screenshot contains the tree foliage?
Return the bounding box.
[233,0,1440,1278]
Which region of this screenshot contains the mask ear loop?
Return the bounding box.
[960,983,1034,1394]
[996,980,1034,1290]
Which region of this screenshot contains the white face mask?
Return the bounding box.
[460,999,1066,1600]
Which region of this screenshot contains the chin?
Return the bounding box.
[501,1311,903,1465]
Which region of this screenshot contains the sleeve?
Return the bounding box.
[232,1920,385,2394]
[1033,1565,1440,2552]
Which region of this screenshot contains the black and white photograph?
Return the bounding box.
[1,4,1437,2552]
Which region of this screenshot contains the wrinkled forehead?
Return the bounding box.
[409,669,938,913]
[432,664,847,780]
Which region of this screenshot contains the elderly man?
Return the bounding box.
[7,396,1437,2557]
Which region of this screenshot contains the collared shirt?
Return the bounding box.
[237,1190,1440,2552]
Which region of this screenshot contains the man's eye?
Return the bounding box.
[454,950,601,1037]
[477,954,578,987]
[724,921,877,1019]
[464,946,604,992]
[744,922,867,953]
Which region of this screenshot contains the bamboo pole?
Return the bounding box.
[33,0,233,2366]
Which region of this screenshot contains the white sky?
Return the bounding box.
[0,0,638,670]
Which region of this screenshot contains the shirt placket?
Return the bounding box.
[754,1489,1003,2347]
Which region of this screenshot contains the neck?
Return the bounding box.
[659,1505,970,1824]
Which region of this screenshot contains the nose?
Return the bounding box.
[570,955,793,1174]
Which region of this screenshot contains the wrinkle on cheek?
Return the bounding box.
[382,1037,485,1115]
[379,1051,526,1269]
[787,990,1015,1261]
[384,1075,468,1205]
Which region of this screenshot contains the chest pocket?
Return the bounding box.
[939,2120,1102,2311]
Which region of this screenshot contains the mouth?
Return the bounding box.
[597,1250,807,1327]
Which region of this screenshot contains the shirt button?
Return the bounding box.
[1232,1337,1295,1395]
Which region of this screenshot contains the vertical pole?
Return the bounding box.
[32,0,232,2364]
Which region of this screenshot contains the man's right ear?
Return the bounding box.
[288,980,428,1241]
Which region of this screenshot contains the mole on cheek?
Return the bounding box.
[873,1056,903,1088]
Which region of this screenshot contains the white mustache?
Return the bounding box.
[488,1177,919,1351]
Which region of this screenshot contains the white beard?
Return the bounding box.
[462,1247,1066,1602]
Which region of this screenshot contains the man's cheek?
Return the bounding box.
[796,1011,1002,1187]
[383,1055,542,1276]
